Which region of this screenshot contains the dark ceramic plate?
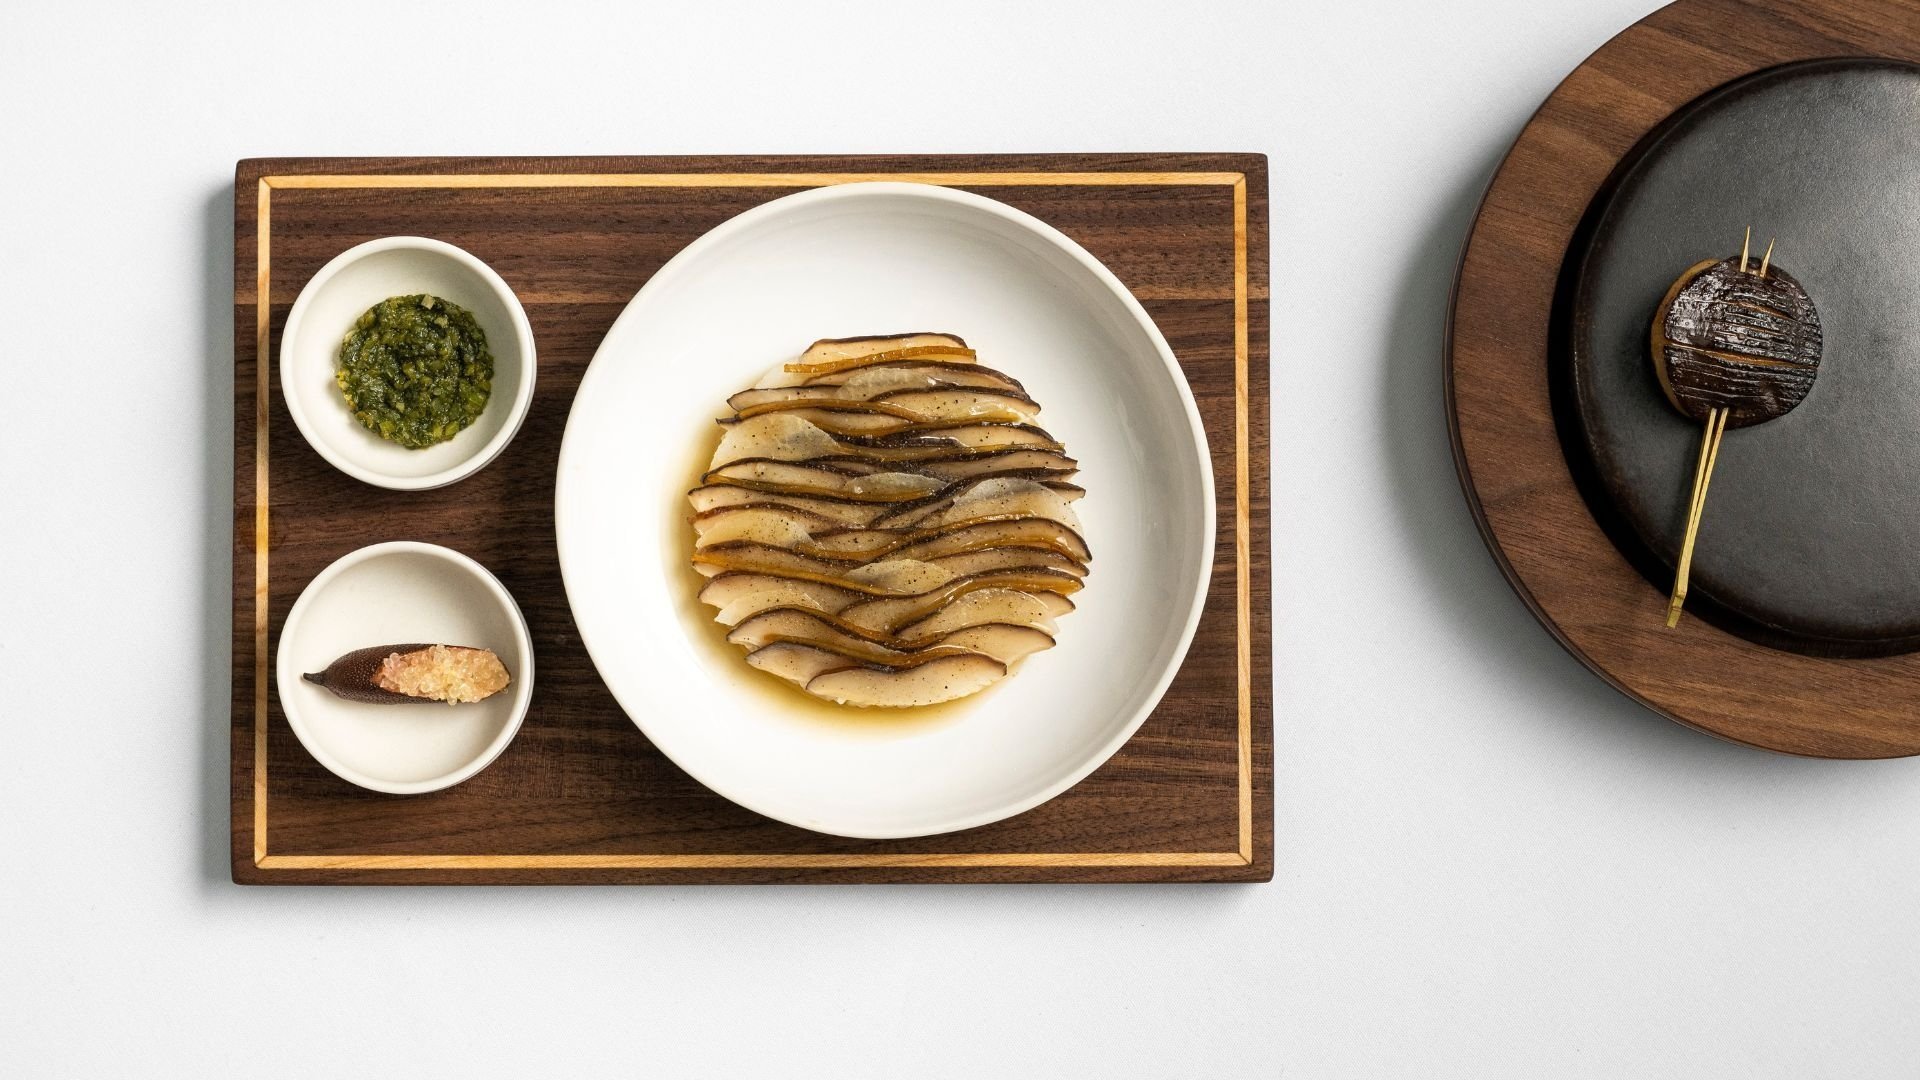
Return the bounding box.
[1556,58,1920,657]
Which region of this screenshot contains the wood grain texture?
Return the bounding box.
[1446,0,1920,758]
[231,154,1272,884]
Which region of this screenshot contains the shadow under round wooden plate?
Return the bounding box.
[1445,0,1920,759]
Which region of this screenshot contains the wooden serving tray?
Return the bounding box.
[231,154,1271,883]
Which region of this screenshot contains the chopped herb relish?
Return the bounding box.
[335,294,493,450]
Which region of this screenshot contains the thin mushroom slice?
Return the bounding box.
[760,635,979,669]
[926,547,1088,579]
[729,607,901,653]
[709,413,844,469]
[728,369,1035,410]
[893,588,1069,641]
[841,473,954,499]
[688,486,904,528]
[702,559,961,604]
[698,573,866,623]
[806,517,1092,563]
[885,519,1092,563]
[787,456,891,476]
[800,333,969,365]
[841,558,958,596]
[757,335,977,389]
[726,385,846,411]
[703,459,867,490]
[946,475,1058,504]
[746,636,987,686]
[693,474,943,506]
[872,478,1086,529]
[721,406,926,435]
[855,422,1059,451]
[691,544,857,579]
[692,503,842,541]
[730,398,922,421]
[866,389,1039,424]
[926,623,1055,665]
[838,570,1082,633]
[912,449,1078,482]
[938,474,1083,514]
[728,608,1054,671]
[692,507,818,549]
[835,364,1030,399]
[802,360,1027,395]
[704,462,949,501]
[786,346,978,379]
[710,414,1046,468]
[746,641,879,687]
[805,655,1008,708]
[915,485,1084,532]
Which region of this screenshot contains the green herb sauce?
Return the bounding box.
[335,294,494,450]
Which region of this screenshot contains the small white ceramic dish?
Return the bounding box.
[274,541,535,795]
[279,236,536,490]
[555,182,1214,838]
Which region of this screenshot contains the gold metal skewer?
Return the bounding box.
[1667,406,1727,627]
[1666,229,1772,627]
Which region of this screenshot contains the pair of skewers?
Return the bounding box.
[1651,226,1823,627]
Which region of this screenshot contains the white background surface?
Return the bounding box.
[4,1,1916,1076]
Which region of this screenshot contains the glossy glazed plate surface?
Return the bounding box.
[556,183,1213,837]
[1562,58,1920,655]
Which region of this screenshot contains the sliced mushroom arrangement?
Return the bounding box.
[691,333,1089,707]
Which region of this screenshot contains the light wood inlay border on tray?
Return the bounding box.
[251,170,1253,870]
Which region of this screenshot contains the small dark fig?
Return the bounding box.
[302,644,510,705]
[1652,255,1823,428]
[304,644,433,704]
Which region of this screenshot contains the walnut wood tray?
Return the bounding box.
[1446,0,1920,758]
[230,154,1272,884]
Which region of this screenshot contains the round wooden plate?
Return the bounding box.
[1445,0,1920,759]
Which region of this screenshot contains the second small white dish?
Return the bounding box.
[279,236,537,491]
[274,541,535,795]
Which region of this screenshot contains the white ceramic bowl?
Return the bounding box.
[555,182,1214,838]
[274,541,535,794]
[279,236,536,490]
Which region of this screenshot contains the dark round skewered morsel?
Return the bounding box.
[1649,235,1823,627]
[1652,255,1823,427]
